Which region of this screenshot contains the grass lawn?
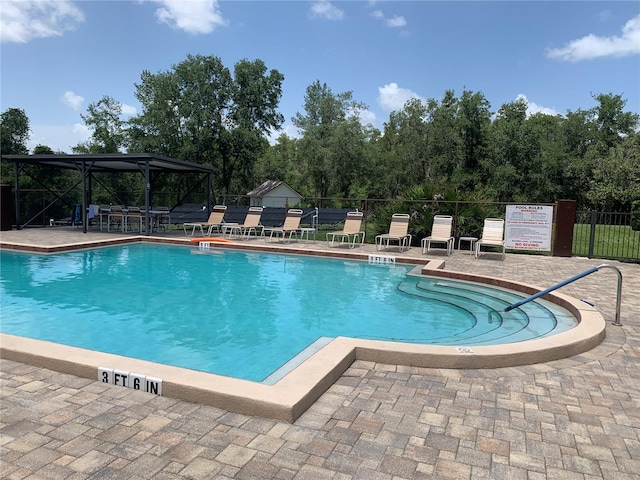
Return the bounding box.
[572,223,640,261]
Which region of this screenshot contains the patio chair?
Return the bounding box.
[124,206,146,233]
[97,205,110,231]
[475,218,505,259]
[183,205,227,237]
[264,209,303,243]
[327,211,365,248]
[228,206,265,238]
[152,206,171,232]
[375,213,412,252]
[421,215,454,255]
[72,203,82,229]
[107,205,125,232]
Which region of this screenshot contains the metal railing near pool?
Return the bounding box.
[503,264,623,326]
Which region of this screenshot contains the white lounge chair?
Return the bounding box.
[327,211,365,248]
[475,218,505,259]
[375,213,412,252]
[228,207,264,238]
[183,205,227,236]
[421,215,454,255]
[265,209,303,243]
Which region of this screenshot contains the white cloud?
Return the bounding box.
[61,91,85,112]
[371,9,406,28]
[598,10,613,22]
[385,15,406,28]
[72,123,91,137]
[515,94,561,117]
[358,109,377,126]
[0,0,84,43]
[27,123,91,153]
[151,0,228,34]
[378,83,422,112]
[121,103,138,116]
[310,1,344,21]
[267,123,300,145]
[546,14,640,62]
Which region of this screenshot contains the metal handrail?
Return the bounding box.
[503,264,623,326]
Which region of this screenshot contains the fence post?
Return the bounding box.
[588,210,597,258]
[0,184,14,231]
[553,200,576,257]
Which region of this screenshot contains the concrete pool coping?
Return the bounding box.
[0,235,606,422]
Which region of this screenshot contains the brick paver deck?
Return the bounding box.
[1,228,638,479]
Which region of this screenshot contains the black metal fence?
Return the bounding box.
[9,189,640,262]
[573,211,640,262]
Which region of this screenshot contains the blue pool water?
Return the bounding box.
[0,244,577,382]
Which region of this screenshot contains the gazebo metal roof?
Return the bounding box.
[3,153,218,234]
[2,153,217,174]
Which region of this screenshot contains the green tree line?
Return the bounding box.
[2,54,639,213]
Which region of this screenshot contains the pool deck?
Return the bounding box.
[1,227,639,479]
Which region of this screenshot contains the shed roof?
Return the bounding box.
[247,180,301,198]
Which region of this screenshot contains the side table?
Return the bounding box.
[457,236,478,254]
[299,227,316,242]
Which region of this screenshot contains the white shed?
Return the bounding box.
[247,180,303,208]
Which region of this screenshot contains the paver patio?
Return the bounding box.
[0,228,638,479]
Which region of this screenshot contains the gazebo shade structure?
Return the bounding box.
[2,153,218,234]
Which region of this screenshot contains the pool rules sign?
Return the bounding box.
[505,205,553,251]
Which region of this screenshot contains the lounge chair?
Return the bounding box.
[375,213,412,252]
[421,215,454,255]
[475,218,505,259]
[264,209,303,243]
[327,211,365,248]
[228,206,264,238]
[183,205,227,236]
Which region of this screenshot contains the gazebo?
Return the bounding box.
[2,153,218,234]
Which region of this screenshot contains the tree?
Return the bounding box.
[586,132,640,211]
[255,134,300,188]
[223,59,284,193]
[293,81,369,201]
[518,112,566,202]
[128,54,284,196]
[425,90,463,181]
[1,108,31,183]
[457,89,491,172]
[590,93,639,152]
[73,96,127,154]
[563,94,639,208]
[32,145,55,154]
[483,98,528,201]
[1,108,30,155]
[378,98,430,195]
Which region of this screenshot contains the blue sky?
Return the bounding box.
[1,0,639,153]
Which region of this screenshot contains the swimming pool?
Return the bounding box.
[0,244,577,382]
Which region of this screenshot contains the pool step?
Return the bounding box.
[397,278,560,345]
